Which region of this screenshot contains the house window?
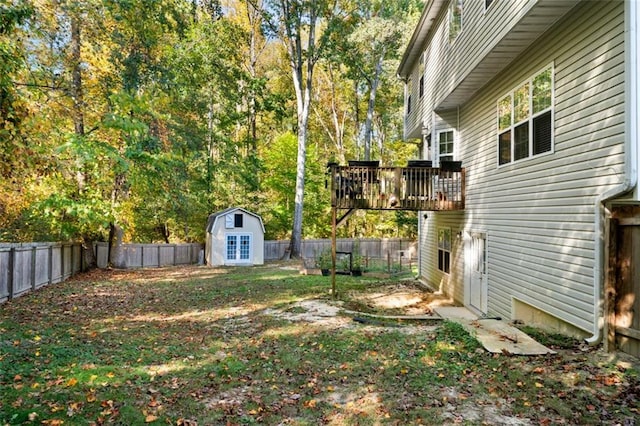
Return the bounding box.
[497,65,553,166]
[449,0,463,42]
[485,0,494,9]
[407,95,412,114]
[234,213,243,228]
[438,228,451,274]
[438,129,455,163]
[419,53,425,98]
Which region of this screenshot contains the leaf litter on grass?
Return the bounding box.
[1,264,639,425]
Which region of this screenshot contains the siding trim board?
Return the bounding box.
[405,0,639,340]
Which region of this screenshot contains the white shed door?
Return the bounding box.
[226,234,251,263]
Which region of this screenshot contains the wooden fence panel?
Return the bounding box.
[96,243,109,268]
[92,242,203,269]
[0,250,10,302]
[13,248,33,298]
[51,246,63,283]
[0,243,84,303]
[175,245,191,265]
[72,244,82,274]
[263,238,417,261]
[34,246,50,289]
[63,244,73,280]
[159,245,174,266]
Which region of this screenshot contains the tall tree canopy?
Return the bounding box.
[1,0,421,255]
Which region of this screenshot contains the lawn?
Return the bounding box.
[1,263,638,425]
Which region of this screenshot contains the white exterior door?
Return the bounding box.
[225,234,252,263]
[466,232,488,314]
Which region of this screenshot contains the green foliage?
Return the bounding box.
[315,247,333,269]
[2,0,421,244]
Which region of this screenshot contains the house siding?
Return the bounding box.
[419,212,464,304]
[419,0,625,333]
[458,2,624,330]
[404,0,578,138]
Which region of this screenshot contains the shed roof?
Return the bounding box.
[206,207,265,233]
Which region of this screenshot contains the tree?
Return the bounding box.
[329,0,420,160]
[254,0,340,258]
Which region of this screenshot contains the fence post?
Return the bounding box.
[48,245,53,284]
[31,246,37,291]
[173,244,177,266]
[141,245,144,268]
[157,245,161,268]
[60,244,65,281]
[8,248,15,300]
[70,244,74,278]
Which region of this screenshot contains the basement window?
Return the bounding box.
[438,227,451,274]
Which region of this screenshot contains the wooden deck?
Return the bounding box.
[328,164,465,211]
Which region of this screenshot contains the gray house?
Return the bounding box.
[205,208,265,267]
[399,0,640,355]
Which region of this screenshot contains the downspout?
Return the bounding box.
[586,0,639,345]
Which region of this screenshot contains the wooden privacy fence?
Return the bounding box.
[0,243,84,303]
[264,238,417,261]
[94,242,203,269]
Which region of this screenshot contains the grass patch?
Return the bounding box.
[1,264,639,425]
[516,325,582,350]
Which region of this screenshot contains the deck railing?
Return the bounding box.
[328,164,465,211]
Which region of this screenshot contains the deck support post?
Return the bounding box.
[331,206,337,299]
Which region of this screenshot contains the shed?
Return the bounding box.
[205,208,265,266]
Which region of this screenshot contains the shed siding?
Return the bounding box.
[207,210,264,266]
[419,1,625,332]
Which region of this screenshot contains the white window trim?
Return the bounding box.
[225,232,253,264]
[496,62,555,168]
[436,128,456,166]
[437,227,452,274]
[448,0,463,44]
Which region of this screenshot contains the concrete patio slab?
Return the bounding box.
[434,307,556,356]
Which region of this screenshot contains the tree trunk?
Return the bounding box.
[109,223,126,268]
[81,234,97,270]
[363,52,384,161]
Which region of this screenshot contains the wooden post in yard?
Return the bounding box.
[331,207,337,299]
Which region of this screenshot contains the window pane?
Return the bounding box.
[533,111,552,155]
[514,83,529,123]
[514,122,529,160]
[444,252,450,274]
[449,0,462,41]
[498,95,511,131]
[240,235,250,260]
[498,131,511,165]
[439,131,454,155]
[533,68,552,113]
[234,214,243,228]
[226,236,237,260]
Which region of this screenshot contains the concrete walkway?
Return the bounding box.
[434,307,556,356]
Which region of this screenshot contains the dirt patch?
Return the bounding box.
[343,280,454,316]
